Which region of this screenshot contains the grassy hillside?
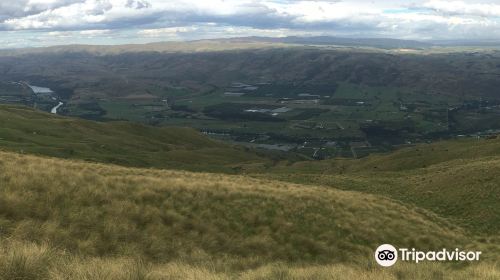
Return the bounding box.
[255,138,500,234]
[0,105,499,278]
[1,106,499,236]
[0,151,468,263]
[0,105,273,172]
[344,138,500,172]
[0,151,498,279]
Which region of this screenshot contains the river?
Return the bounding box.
[51,102,64,114]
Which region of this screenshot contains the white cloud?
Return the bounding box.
[80,29,111,35]
[1,0,500,47]
[422,0,500,17]
[137,26,198,38]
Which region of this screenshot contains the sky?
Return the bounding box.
[1,0,500,48]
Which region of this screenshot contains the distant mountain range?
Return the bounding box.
[2,36,500,55]
[222,36,500,49]
[230,36,434,49]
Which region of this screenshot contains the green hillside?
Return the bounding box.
[0,105,273,172]
[256,138,500,234]
[345,138,500,172]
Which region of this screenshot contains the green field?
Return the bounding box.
[4,74,500,162]
[48,81,472,160]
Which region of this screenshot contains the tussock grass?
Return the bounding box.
[0,240,499,280]
[259,155,500,235]
[1,136,499,279]
[0,240,152,280]
[0,241,54,280]
[0,151,469,265]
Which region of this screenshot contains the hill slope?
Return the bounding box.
[2,105,499,236]
[1,150,498,279]
[2,47,500,101]
[0,105,272,172]
[257,138,500,234]
[0,105,499,278]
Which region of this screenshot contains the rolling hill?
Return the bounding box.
[0,150,498,279]
[0,105,276,172]
[256,137,500,235]
[0,107,498,278]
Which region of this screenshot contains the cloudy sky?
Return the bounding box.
[1,0,500,48]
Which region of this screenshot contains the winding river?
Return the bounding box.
[51,102,64,114]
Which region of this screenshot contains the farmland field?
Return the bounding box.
[3,76,499,159]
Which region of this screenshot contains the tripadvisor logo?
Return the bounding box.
[375,244,398,267]
[375,244,482,267]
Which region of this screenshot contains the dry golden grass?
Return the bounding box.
[258,154,500,235]
[0,151,498,278]
[1,240,499,280]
